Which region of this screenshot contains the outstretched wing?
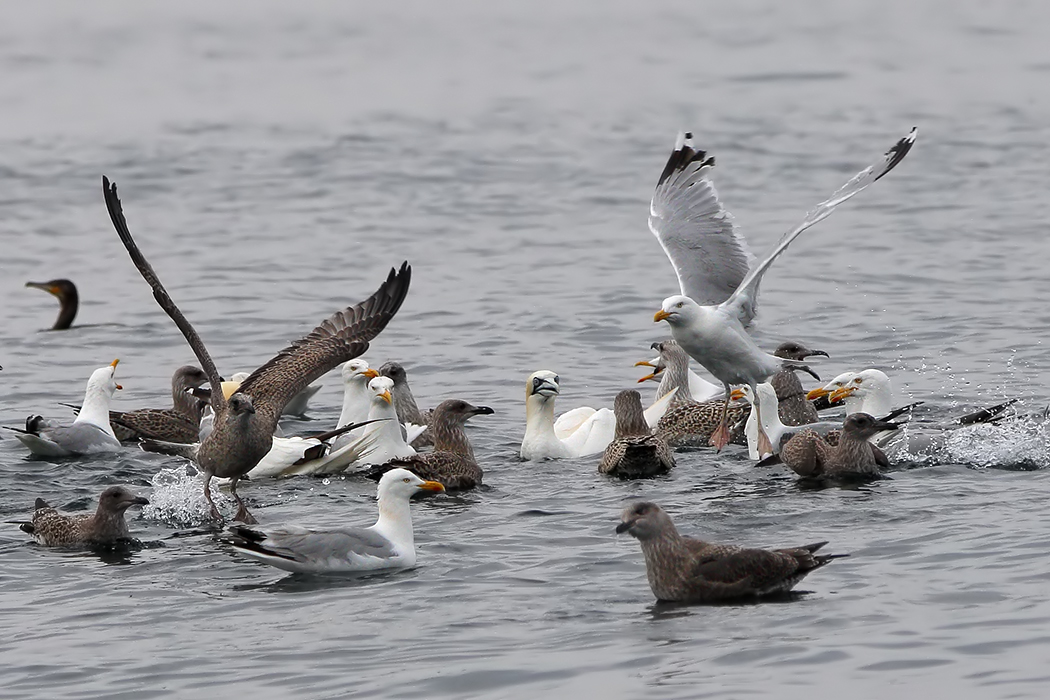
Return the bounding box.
[235,262,412,430]
[103,176,228,415]
[719,128,917,324]
[649,132,755,310]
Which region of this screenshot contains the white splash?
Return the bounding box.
[141,466,237,527]
[895,413,1050,470]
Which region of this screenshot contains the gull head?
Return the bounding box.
[377,467,446,501]
[369,376,395,405]
[807,371,857,401]
[87,359,123,397]
[342,359,379,386]
[526,370,561,401]
[432,399,495,426]
[826,369,891,404]
[97,485,149,513]
[228,393,256,416]
[174,365,209,391]
[654,295,700,326]
[379,361,408,386]
[615,501,674,541]
[842,412,901,439]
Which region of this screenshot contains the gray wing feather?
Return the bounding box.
[720,128,916,323]
[42,424,120,454]
[650,132,754,311]
[260,527,397,563]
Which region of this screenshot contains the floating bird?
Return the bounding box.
[651,129,917,453]
[380,362,432,448]
[222,468,444,573]
[26,279,79,330]
[740,383,841,459]
[520,371,615,460]
[17,486,149,546]
[6,360,124,456]
[770,341,828,426]
[103,365,209,443]
[616,501,845,603]
[367,399,494,490]
[599,390,675,478]
[635,340,723,403]
[778,412,900,479]
[356,375,418,465]
[330,360,380,450]
[655,389,749,449]
[103,176,411,523]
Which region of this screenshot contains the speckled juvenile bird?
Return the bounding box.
[770,341,828,426]
[105,365,210,443]
[599,390,674,478]
[18,486,149,546]
[104,176,411,524]
[380,361,433,448]
[779,412,899,479]
[367,399,494,490]
[616,501,845,603]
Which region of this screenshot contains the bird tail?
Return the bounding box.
[140,439,200,461]
[954,398,1018,426]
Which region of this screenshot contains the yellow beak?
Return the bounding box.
[636,373,657,383]
[634,360,655,368]
[379,389,393,404]
[362,368,380,379]
[417,480,446,492]
[110,359,120,369]
[654,309,671,322]
[829,386,856,403]
[730,388,746,401]
[221,381,241,400]
[806,387,829,401]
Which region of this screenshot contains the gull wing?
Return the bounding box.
[719,128,917,324]
[649,132,755,312]
[227,525,397,571]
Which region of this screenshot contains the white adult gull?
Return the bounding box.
[223,468,445,573]
[651,128,917,453]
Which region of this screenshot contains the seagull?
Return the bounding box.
[331,360,381,450]
[616,501,846,603]
[16,486,149,546]
[380,362,432,448]
[739,383,841,460]
[222,468,445,573]
[358,376,417,465]
[6,360,124,456]
[770,341,828,426]
[778,412,900,480]
[651,128,916,454]
[635,340,724,404]
[599,390,675,478]
[103,176,411,523]
[25,279,79,330]
[105,365,209,443]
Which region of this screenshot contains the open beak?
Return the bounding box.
[634,360,656,368]
[806,387,830,401]
[829,386,857,403]
[379,390,393,404]
[730,388,747,401]
[417,480,446,493]
[615,520,634,534]
[797,365,821,382]
[362,368,380,379]
[654,309,671,322]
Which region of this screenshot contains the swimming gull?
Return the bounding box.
[651,129,917,453]
[778,412,900,479]
[616,501,845,603]
[25,279,78,330]
[7,360,124,456]
[520,370,615,460]
[635,340,723,404]
[739,383,841,459]
[354,375,417,465]
[770,341,827,426]
[17,486,149,546]
[655,389,749,449]
[104,365,209,443]
[103,176,411,523]
[222,468,444,573]
[330,360,380,450]
[366,399,494,490]
[380,361,432,448]
[599,390,675,478]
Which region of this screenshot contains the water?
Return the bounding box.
[3,1,1050,697]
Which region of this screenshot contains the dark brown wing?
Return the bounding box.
[103,177,227,414]
[691,547,802,591]
[111,408,199,443]
[236,262,411,431]
[365,451,480,490]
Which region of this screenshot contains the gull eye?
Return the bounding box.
[402,477,411,483]
[676,302,684,309]
[855,378,864,384]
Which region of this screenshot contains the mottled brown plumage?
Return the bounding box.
[599,390,674,478]
[616,501,845,603]
[779,412,898,479]
[104,176,411,523]
[107,365,209,443]
[656,398,749,448]
[19,486,149,546]
[771,341,828,426]
[368,400,493,490]
[380,361,433,448]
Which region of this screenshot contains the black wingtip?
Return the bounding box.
[874,127,917,182]
[656,132,716,187]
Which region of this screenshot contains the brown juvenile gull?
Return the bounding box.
[18,486,149,546]
[103,365,209,443]
[103,176,411,523]
[599,390,675,478]
[779,412,900,479]
[25,278,79,330]
[771,341,828,426]
[655,389,749,448]
[616,501,845,603]
[634,340,723,404]
[380,361,433,448]
[365,399,494,490]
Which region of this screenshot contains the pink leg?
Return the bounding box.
[709,388,732,451]
[202,473,223,523]
[230,479,257,525]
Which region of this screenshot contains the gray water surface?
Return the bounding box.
[3,2,1050,698]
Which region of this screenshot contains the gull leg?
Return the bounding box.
[230,478,257,525]
[754,384,774,457]
[202,472,223,523]
[709,385,732,451]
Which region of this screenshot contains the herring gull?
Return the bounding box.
[599,390,675,478]
[635,340,723,403]
[105,365,209,443]
[380,362,432,448]
[103,176,411,523]
[651,129,917,453]
[25,279,78,330]
[616,501,845,603]
[222,468,444,573]
[739,383,842,460]
[17,486,149,546]
[778,412,899,479]
[770,341,828,426]
[7,360,124,456]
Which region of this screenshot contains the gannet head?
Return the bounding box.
[342,359,379,386]
[377,467,445,502]
[368,376,395,405]
[526,370,560,401]
[654,295,700,326]
[87,359,123,398]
